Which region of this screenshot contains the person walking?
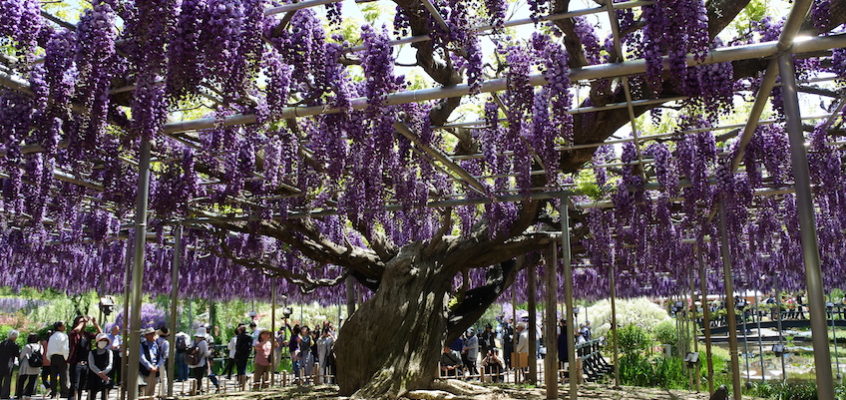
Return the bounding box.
[296,326,314,384]
[46,322,70,399]
[501,320,514,369]
[139,327,161,397]
[0,330,20,400]
[186,328,209,394]
[173,331,191,382]
[16,333,42,400]
[316,329,334,383]
[155,328,170,397]
[105,325,121,386]
[514,324,530,381]
[87,334,113,400]
[39,332,52,394]
[252,330,272,390]
[462,328,479,377]
[223,325,241,379]
[233,325,252,389]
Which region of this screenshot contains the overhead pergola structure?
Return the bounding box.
[2,0,846,398]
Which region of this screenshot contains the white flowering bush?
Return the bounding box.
[585,297,671,339]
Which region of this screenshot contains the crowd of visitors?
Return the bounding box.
[439,317,593,382]
[0,312,341,400]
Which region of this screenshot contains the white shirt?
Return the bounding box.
[46,331,69,359]
[514,331,529,354]
[227,337,237,359]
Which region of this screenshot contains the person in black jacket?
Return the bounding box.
[233,325,253,389]
[478,324,496,356]
[557,319,569,368]
[501,320,514,369]
[0,330,20,400]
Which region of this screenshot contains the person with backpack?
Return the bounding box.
[16,333,42,400]
[186,328,210,394]
[233,325,253,389]
[0,330,20,399]
[87,334,113,400]
[173,331,191,382]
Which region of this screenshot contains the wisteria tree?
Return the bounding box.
[1,0,845,398]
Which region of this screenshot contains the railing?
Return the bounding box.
[436,338,613,385]
[700,304,846,329]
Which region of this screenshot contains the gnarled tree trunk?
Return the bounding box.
[335,244,454,399]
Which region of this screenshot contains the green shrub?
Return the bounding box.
[654,320,678,345]
[614,324,651,353]
[747,381,843,400]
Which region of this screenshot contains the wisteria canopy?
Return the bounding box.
[1,0,846,396]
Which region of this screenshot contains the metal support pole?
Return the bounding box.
[271,276,277,385]
[126,136,152,400]
[830,295,842,380]
[544,243,559,399]
[778,53,836,400]
[741,290,752,384]
[775,284,787,382]
[166,224,182,398]
[560,195,578,400]
[609,255,621,389]
[527,261,538,384]
[120,242,132,400]
[755,290,766,382]
[690,269,701,392]
[697,244,715,394]
[718,202,743,400]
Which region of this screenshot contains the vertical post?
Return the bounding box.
[778,53,836,399]
[126,136,153,400]
[718,202,743,400]
[345,276,356,318]
[560,195,578,400]
[120,242,132,400]
[755,291,766,382]
[271,276,277,386]
[697,243,715,394]
[741,290,752,383]
[829,295,842,381]
[167,224,182,398]
[689,269,700,392]
[544,243,559,399]
[527,262,538,384]
[609,255,620,389]
[775,283,787,382]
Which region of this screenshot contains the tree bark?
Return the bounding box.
[334,243,454,399]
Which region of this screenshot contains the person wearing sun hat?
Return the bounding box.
[138,327,161,397]
[87,334,113,400]
[188,327,210,394]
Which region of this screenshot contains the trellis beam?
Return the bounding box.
[161,33,846,135]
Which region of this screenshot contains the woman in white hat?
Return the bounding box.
[188,327,210,394]
[87,334,113,400]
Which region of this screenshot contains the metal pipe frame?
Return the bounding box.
[560,195,578,400]
[775,281,787,382]
[527,261,538,385]
[689,268,701,392]
[166,224,182,398]
[779,52,836,399]
[718,201,743,400]
[697,243,715,395]
[609,251,621,389]
[160,34,846,135]
[544,243,559,399]
[741,289,752,384]
[754,290,766,382]
[126,136,153,400]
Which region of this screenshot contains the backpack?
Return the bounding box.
[175,335,188,352]
[185,345,202,365]
[28,345,43,368]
